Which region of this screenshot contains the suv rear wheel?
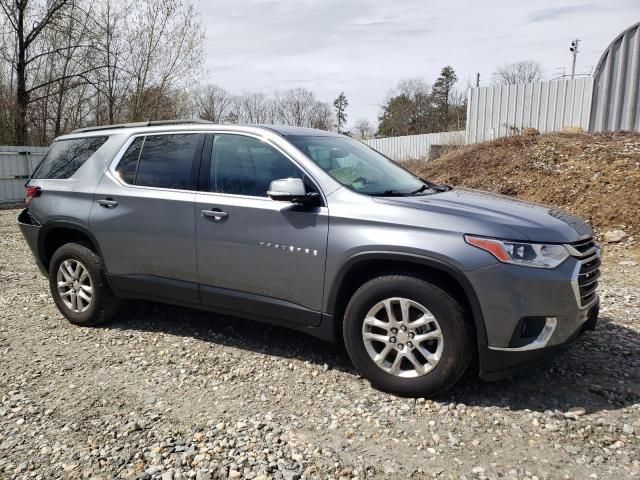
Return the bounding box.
[49,243,119,326]
[343,275,472,396]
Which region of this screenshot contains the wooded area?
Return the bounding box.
[0,0,546,145]
[0,0,338,146]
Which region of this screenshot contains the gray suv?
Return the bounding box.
[18,120,600,396]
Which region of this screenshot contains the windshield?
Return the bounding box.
[288,135,426,195]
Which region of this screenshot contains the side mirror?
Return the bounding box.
[268,178,319,205]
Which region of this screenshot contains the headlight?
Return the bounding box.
[465,235,569,269]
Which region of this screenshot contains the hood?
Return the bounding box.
[374,187,593,243]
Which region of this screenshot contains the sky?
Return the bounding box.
[197,0,640,127]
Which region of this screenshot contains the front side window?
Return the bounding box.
[210,134,304,197]
[288,135,425,195]
[115,134,203,190]
[32,136,108,179]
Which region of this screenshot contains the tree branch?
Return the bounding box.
[0,1,18,32]
[26,64,109,95]
[25,0,70,47]
[25,44,94,65]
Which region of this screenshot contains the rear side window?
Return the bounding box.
[115,137,143,184]
[115,134,203,190]
[32,136,108,179]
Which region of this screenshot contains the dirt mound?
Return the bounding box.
[407,132,640,237]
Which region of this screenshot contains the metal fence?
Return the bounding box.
[362,130,465,161]
[465,77,595,144]
[0,146,47,204]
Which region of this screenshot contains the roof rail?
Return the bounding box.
[71,119,214,134]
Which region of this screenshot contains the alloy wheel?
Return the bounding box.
[56,259,93,313]
[362,297,443,378]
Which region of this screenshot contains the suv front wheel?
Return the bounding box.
[49,243,119,326]
[343,275,472,397]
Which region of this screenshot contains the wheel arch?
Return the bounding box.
[38,221,103,271]
[326,252,488,348]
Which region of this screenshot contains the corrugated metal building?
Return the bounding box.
[0,146,47,203]
[590,21,640,132]
[466,77,594,144]
[363,131,465,162]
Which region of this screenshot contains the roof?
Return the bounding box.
[258,125,341,137]
[69,120,341,138]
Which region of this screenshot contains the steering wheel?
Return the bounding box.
[353,176,367,185]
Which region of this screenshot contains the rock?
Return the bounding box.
[282,470,301,480]
[564,407,587,419]
[604,230,627,243]
[228,470,241,479]
[560,126,584,134]
[161,470,174,480]
[195,470,211,480]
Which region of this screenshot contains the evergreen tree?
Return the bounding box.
[333,92,349,133]
[431,66,458,130]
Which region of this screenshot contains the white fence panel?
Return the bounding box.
[466,77,594,143]
[0,146,48,203]
[362,130,465,162]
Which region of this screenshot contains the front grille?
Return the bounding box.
[570,238,597,257]
[578,255,600,307]
[567,237,600,308]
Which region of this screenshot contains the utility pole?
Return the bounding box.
[476,72,480,87]
[570,39,580,79]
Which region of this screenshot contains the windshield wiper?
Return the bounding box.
[369,189,409,197]
[419,178,452,192]
[409,184,430,195]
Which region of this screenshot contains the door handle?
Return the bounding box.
[202,208,228,220]
[97,199,118,208]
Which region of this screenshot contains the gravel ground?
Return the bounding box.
[0,208,638,480]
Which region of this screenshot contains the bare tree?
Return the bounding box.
[0,0,72,143]
[274,88,317,127]
[127,0,204,121]
[43,0,97,137]
[92,0,132,125]
[195,84,233,123]
[352,118,374,139]
[238,91,272,124]
[309,102,334,131]
[492,60,543,85]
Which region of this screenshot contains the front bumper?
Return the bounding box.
[478,301,598,380]
[466,255,600,380]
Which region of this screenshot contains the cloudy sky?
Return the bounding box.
[197,0,640,127]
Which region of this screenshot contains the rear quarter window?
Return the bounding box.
[32,136,108,179]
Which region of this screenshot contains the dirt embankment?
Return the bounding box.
[407,132,640,238]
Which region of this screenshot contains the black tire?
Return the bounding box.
[343,275,472,397]
[48,243,119,326]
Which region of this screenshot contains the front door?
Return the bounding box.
[90,132,205,302]
[195,133,328,326]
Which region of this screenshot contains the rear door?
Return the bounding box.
[90,132,205,302]
[194,133,329,326]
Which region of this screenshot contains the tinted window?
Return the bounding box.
[32,136,108,179]
[211,134,303,197]
[134,134,202,190]
[115,137,144,184]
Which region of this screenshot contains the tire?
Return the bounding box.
[48,243,119,326]
[343,275,472,397]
